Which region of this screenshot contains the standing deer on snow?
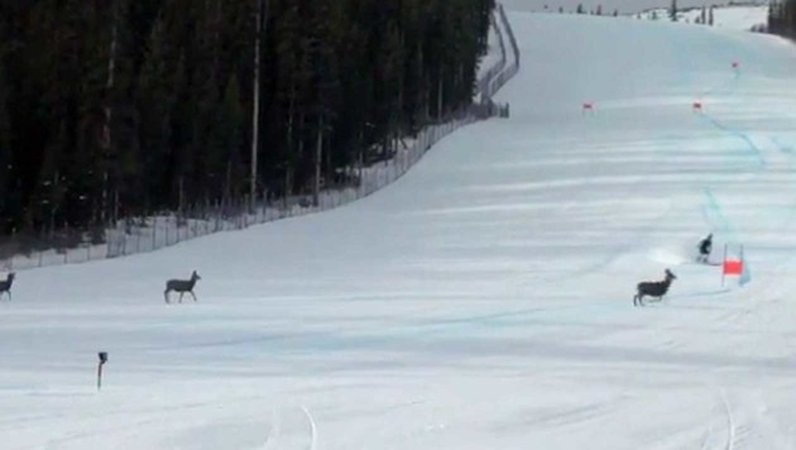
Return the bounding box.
[0,273,15,300]
[164,271,201,304]
[633,269,676,307]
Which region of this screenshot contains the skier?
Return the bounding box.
[697,233,712,263]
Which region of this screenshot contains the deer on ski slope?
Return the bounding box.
[0,272,15,300]
[633,269,676,307]
[164,270,201,304]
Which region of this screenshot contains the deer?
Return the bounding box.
[692,101,703,113]
[633,269,676,307]
[582,102,595,114]
[0,272,15,301]
[164,270,201,304]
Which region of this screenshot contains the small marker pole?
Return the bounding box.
[97,352,108,391]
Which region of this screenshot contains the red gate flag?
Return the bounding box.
[723,259,743,275]
[721,243,746,287]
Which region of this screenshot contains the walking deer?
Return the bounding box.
[164,271,201,304]
[0,273,15,301]
[633,269,676,307]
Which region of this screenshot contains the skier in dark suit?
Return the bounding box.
[698,233,712,263]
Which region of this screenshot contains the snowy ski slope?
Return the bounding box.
[5,10,796,450]
[639,5,768,31]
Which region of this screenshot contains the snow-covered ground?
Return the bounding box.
[639,4,769,31]
[6,9,796,450]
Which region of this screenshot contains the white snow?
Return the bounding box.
[5,10,796,450]
[639,4,769,31]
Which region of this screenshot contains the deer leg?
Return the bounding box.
[179,292,184,303]
[164,289,170,304]
[190,291,197,302]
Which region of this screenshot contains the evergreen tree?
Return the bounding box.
[0,0,497,237]
[0,60,10,231]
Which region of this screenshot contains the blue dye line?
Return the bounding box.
[698,113,766,168]
[771,136,795,155]
[700,70,741,98]
[701,187,737,241]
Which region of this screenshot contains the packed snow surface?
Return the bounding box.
[639,4,768,31]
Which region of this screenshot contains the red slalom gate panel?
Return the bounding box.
[723,259,743,276]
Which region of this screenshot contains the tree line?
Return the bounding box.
[0,0,494,237]
[769,0,796,35]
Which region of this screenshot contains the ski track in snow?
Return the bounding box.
[719,389,736,450]
[262,406,316,450]
[301,406,318,450]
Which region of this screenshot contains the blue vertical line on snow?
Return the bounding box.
[697,112,766,168]
[701,187,738,241]
[700,69,741,99]
[771,136,795,156]
[695,62,765,169]
[668,33,748,238]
